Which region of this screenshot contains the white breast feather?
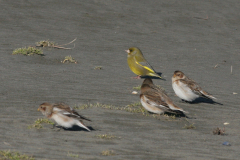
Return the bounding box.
[173,81,199,102]
[51,113,76,128]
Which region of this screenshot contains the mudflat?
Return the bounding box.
[1,1,240,159]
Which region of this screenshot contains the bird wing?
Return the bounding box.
[149,84,168,96]
[178,79,203,96]
[178,78,216,99]
[143,91,175,113]
[141,80,186,113]
[136,61,155,73]
[53,103,91,121]
[133,56,155,72]
[134,57,163,79]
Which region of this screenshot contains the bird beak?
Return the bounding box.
[37,108,40,111]
[125,49,130,54]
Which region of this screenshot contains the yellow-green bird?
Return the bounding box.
[125,47,164,79]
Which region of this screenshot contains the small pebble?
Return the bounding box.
[223,122,229,125]
[222,141,231,146]
[132,91,138,94]
[233,92,237,95]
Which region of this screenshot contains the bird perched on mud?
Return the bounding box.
[125,47,164,79]
[140,78,187,115]
[172,70,216,102]
[38,102,91,131]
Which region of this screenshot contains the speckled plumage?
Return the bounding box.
[38,103,91,131]
[140,78,187,114]
[172,71,216,102]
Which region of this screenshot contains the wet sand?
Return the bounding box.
[1,1,240,159]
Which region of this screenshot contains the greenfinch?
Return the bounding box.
[125,47,163,79]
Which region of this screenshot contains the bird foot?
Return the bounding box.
[51,124,56,129]
[51,124,62,131]
[131,75,141,79]
[180,99,191,103]
[56,127,62,131]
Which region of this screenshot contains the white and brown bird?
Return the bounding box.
[38,102,91,131]
[140,78,187,115]
[172,71,216,102]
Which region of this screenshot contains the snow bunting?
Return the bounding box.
[140,78,187,114]
[38,102,91,131]
[172,71,216,102]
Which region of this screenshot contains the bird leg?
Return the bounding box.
[131,75,141,79]
[56,127,63,131]
[180,99,190,103]
[51,124,56,129]
[51,124,62,131]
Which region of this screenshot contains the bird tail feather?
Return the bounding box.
[200,91,216,100]
[169,104,189,114]
[76,121,91,131]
